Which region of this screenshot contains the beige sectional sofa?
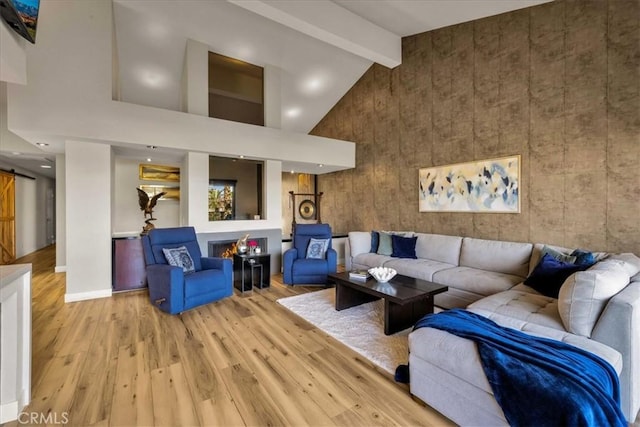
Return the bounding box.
[346,231,640,424]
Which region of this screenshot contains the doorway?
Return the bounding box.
[0,171,16,264]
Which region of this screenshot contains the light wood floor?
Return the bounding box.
[7,245,453,426]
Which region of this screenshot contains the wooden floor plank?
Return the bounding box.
[14,245,454,426]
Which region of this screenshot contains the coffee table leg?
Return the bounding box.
[384,296,434,335]
[336,283,379,311]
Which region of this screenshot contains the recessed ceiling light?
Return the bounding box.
[40,165,52,169]
[137,67,169,89]
[318,164,324,168]
[36,142,49,147]
[290,170,294,174]
[146,158,152,162]
[286,108,301,118]
[239,155,245,159]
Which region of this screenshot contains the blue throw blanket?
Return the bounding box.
[404,309,626,427]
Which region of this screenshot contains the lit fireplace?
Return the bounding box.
[208,238,268,260]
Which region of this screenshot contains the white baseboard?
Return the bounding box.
[54,265,66,273]
[0,400,18,423]
[64,288,112,303]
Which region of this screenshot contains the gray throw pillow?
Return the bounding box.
[306,238,329,259]
[377,232,394,256]
[162,246,195,274]
[542,245,577,264]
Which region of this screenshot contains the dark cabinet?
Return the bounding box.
[112,237,147,291]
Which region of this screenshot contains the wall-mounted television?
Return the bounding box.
[0,0,39,44]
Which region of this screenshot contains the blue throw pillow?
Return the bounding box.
[391,235,418,259]
[370,231,380,253]
[162,246,195,274]
[571,249,596,267]
[524,254,588,298]
[306,238,329,259]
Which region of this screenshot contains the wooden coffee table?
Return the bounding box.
[328,272,448,335]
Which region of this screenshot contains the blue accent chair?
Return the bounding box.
[141,226,233,314]
[283,223,337,285]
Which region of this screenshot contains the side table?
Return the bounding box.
[233,253,271,292]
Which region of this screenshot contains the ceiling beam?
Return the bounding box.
[227,0,401,68]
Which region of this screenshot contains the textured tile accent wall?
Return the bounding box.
[311,0,640,254]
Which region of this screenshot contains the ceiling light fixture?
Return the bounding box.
[318,164,324,168]
[146,158,152,162]
[11,152,21,155]
[290,170,294,174]
[40,165,52,169]
[239,155,245,159]
[36,142,49,147]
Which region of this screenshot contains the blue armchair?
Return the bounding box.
[283,223,337,285]
[141,226,232,314]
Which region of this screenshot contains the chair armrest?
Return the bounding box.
[201,257,231,273]
[201,257,233,285]
[592,281,640,421]
[146,264,184,314]
[326,248,338,274]
[283,248,299,284]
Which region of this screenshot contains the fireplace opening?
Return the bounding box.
[208,238,268,259]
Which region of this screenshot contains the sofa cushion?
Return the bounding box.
[432,267,522,297]
[607,253,640,277]
[414,233,463,266]
[460,237,532,277]
[468,290,565,331]
[347,231,372,257]
[292,258,328,276]
[384,258,456,282]
[352,252,393,269]
[524,254,589,298]
[558,260,631,338]
[409,314,623,396]
[462,311,623,373]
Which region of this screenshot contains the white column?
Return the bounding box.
[184,152,209,228]
[64,140,112,302]
[55,154,66,272]
[182,39,209,116]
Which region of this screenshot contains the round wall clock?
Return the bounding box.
[298,199,316,219]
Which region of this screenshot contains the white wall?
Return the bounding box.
[55,154,66,271]
[65,140,111,302]
[112,157,181,233]
[0,21,27,85]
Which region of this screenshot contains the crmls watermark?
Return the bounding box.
[18,411,69,425]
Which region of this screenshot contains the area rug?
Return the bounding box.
[277,288,410,375]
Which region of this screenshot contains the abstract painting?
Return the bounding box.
[419,155,520,213]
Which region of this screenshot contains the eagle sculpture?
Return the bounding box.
[137,188,166,219]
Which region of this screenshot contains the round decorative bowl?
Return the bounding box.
[368,267,397,283]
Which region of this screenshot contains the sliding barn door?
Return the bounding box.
[0,171,16,264]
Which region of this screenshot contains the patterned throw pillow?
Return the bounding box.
[306,238,330,259]
[162,246,195,274]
